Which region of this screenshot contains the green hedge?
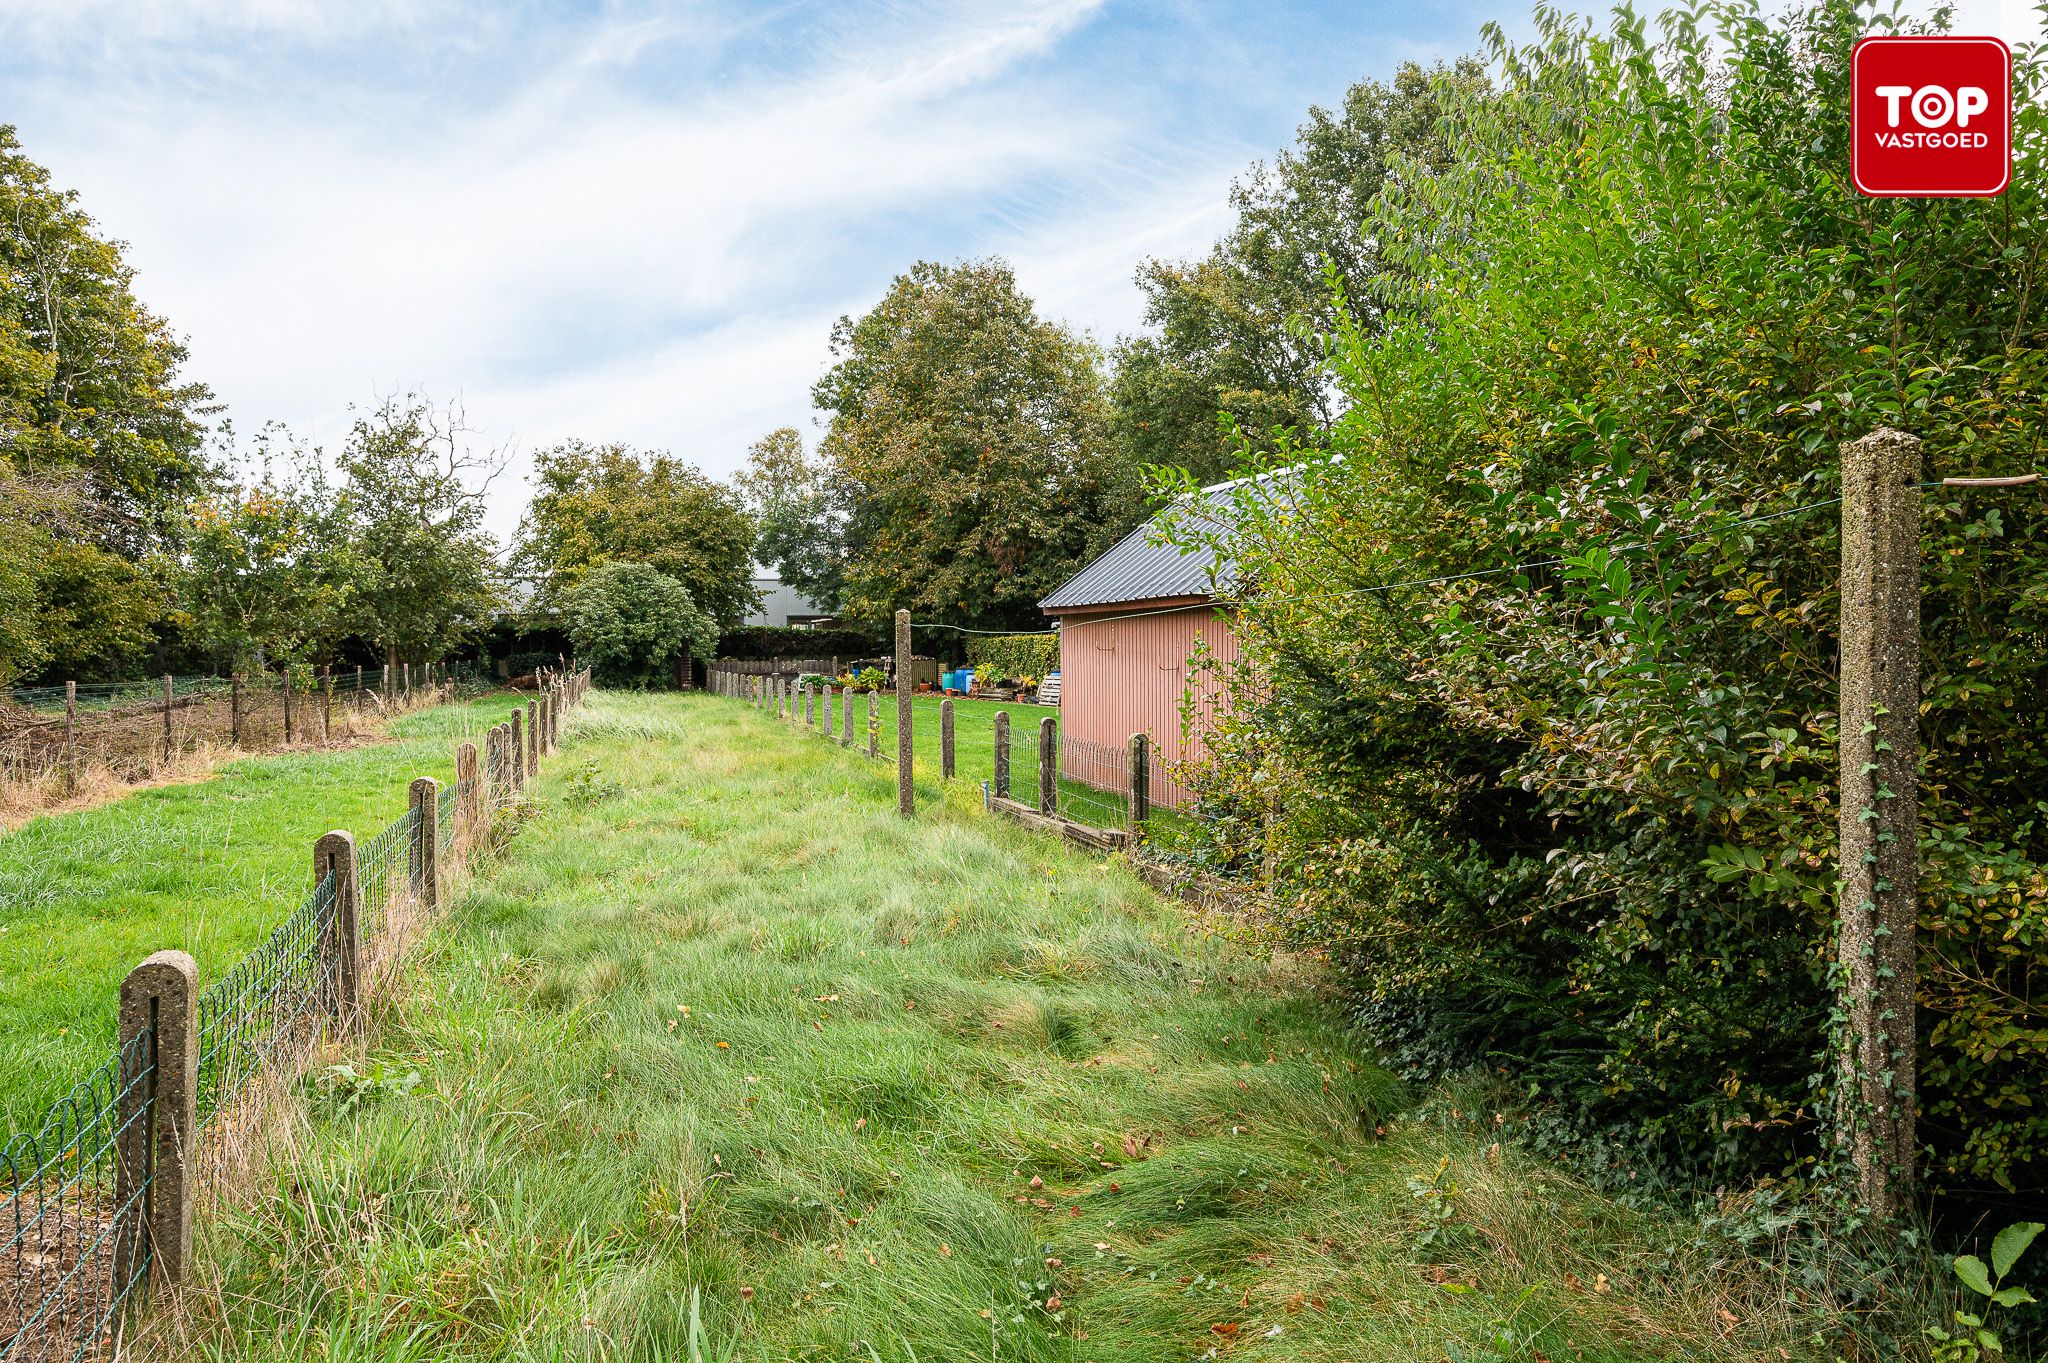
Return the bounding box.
[965,633,1058,683]
[714,626,879,660]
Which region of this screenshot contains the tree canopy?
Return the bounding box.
[811,258,1136,631]
[569,561,715,688]
[517,440,756,631]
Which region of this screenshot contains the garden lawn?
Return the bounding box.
[174,691,1819,1362]
[0,694,533,1126]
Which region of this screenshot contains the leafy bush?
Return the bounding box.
[569,562,715,688]
[966,633,1058,682]
[1166,0,2048,1202]
[713,625,877,660]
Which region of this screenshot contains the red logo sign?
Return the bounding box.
[1852,35,2011,197]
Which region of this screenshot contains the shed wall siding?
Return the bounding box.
[1055,606,1237,809]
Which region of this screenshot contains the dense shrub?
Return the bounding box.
[965,632,1058,682]
[713,625,877,660]
[1167,0,2047,1203]
[569,562,715,688]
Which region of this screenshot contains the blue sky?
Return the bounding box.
[1,0,2028,541]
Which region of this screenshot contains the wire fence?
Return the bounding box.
[0,662,496,812]
[0,668,594,1362]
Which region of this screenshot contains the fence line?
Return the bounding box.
[0,662,498,812]
[0,668,593,1363]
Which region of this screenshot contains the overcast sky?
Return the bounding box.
[1,0,2033,545]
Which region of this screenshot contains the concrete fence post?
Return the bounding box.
[993,712,1010,800]
[230,673,243,747]
[1127,733,1150,840]
[322,667,334,741]
[314,831,362,1016]
[509,710,525,791]
[281,668,293,746]
[895,609,913,816]
[63,680,78,796]
[409,777,440,911]
[940,698,955,780]
[456,741,480,850]
[867,689,879,760]
[1038,715,1057,815]
[382,665,391,708]
[161,674,174,764]
[823,685,835,738]
[526,700,539,778]
[113,948,199,1301]
[355,665,364,715]
[841,688,854,749]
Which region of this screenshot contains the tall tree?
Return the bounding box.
[1,124,216,553]
[734,426,844,613]
[813,258,1132,631]
[516,440,756,630]
[1110,60,1490,483]
[336,394,501,666]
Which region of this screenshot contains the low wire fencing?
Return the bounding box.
[0,669,592,1363]
[0,662,495,815]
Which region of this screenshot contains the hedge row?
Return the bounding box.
[965,633,1058,682]
[713,626,879,660]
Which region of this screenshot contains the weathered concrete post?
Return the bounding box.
[867,689,879,760]
[281,668,293,745]
[940,698,956,779]
[409,777,440,910]
[322,667,334,741]
[805,682,815,728]
[509,710,525,791]
[231,672,243,747]
[993,712,1010,800]
[161,673,174,763]
[841,688,854,749]
[456,741,481,849]
[113,948,199,1299]
[824,685,835,738]
[355,665,364,715]
[1127,733,1150,840]
[1834,427,1923,1221]
[895,610,914,816]
[314,830,362,1016]
[1038,715,1057,815]
[526,700,539,778]
[63,680,78,796]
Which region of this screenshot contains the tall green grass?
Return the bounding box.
[173,693,1827,1361]
[0,696,532,1125]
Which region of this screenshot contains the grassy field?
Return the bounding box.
[0,693,537,1127]
[170,691,1822,1362]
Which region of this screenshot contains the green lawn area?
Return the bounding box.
[170,691,1818,1362]
[0,693,536,1127]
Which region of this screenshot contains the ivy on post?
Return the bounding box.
[314,831,363,1017]
[1833,427,1923,1222]
[940,698,955,779]
[409,777,440,911]
[1127,733,1150,841]
[113,948,200,1302]
[895,610,913,816]
[993,712,1010,799]
[1038,715,1057,815]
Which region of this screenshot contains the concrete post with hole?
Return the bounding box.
[895,610,913,816]
[113,948,199,1300]
[315,831,362,1017]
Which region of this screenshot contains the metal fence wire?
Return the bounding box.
[193,873,336,1134]
[1,1028,155,1363]
[0,667,594,1361]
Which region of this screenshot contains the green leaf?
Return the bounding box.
[1954,1255,1994,1297]
[1989,1287,2034,1308]
[1991,1222,2042,1279]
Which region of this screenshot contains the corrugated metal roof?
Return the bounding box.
[1039,472,1271,611]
